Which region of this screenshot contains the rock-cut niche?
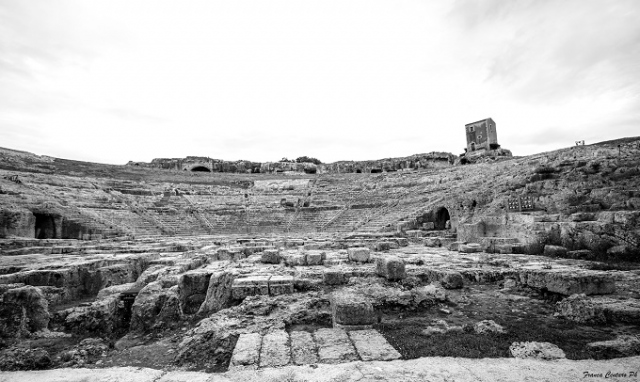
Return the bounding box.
[34,213,57,239]
[435,207,450,230]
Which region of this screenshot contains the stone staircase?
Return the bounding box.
[229,328,400,369]
[180,194,216,234]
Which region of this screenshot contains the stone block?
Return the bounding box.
[331,292,375,327]
[348,330,401,361]
[396,238,409,247]
[374,242,391,251]
[441,272,464,289]
[268,275,294,296]
[347,247,370,263]
[567,249,595,260]
[323,269,348,285]
[290,331,318,365]
[544,245,568,257]
[447,241,465,251]
[422,222,435,230]
[313,328,358,364]
[261,249,281,264]
[406,230,425,238]
[217,247,243,261]
[495,244,514,254]
[459,243,483,253]
[284,253,307,267]
[424,238,442,247]
[285,239,305,247]
[231,276,270,300]
[259,330,290,367]
[520,270,615,296]
[376,257,405,281]
[229,333,262,369]
[305,252,324,266]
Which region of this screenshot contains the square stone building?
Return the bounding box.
[465,118,497,152]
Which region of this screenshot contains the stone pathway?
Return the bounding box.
[2,356,639,382]
[229,328,401,369]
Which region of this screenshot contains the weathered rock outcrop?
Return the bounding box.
[130,280,183,332]
[61,295,123,335]
[197,271,236,316]
[0,286,50,337]
[556,294,640,324]
[509,342,566,360]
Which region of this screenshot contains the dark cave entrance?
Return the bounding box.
[191,166,211,172]
[435,207,450,230]
[34,213,57,239]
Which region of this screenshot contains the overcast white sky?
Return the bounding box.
[1,0,639,164]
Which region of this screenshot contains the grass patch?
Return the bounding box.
[377,316,619,360]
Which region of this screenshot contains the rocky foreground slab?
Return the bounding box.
[1,356,639,382]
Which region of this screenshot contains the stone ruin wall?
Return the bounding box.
[2,138,640,259]
[127,152,456,174]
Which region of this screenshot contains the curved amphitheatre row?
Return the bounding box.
[0,137,639,373]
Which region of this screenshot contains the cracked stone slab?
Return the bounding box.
[348,329,401,361]
[290,331,318,365]
[268,275,294,296]
[260,330,291,368]
[313,328,358,364]
[229,332,262,369]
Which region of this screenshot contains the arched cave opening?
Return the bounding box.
[371,169,383,173]
[191,166,211,172]
[356,169,362,173]
[435,207,450,230]
[34,213,57,239]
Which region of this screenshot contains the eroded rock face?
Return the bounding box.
[555,294,640,324]
[555,294,607,324]
[178,271,213,315]
[441,272,464,289]
[197,271,236,316]
[509,341,566,360]
[0,285,49,337]
[62,295,122,335]
[519,270,615,296]
[130,281,183,332]
[58,338,109,368]
[0,347,51,370]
